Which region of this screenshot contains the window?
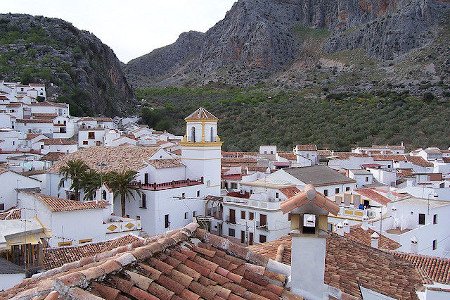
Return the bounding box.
[275,192,279,198]
[259,214,267,227]
[241,211,246,219]
[184,212,188,219]
[79,239,92,244]
[83,141,88,145]
[141,194,147,209]
[345,187,350,191]
[96,141,101,146]
[197,190,200,197]
[102,190,107,200]
[229,209,236,224]
[335,188,340,194]
[241,231,245,244]
[231,183,238,189]
[210,128,214,142]
[193,211,197,217]
[418,213,426,225]
[259,235,267,243]
[432,240,437,250]
[365,177,369,182]
[228,228,235,237]
[181,193,185,199]
[288,213,291,221]
[58,241,72,247]
[88,132,95,139]
[249,212,254,220]
[324,190,328,196]
[191,127,196,142]
[164,214,170,228]
[433,214,438,224]
[0,203,4,211]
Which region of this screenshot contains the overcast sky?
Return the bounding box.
[1,0,236,63]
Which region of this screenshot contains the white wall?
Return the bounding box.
[0,172,41,211]
[0,273,26,291]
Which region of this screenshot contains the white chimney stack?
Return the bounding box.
[411,236,418,254]
[361,216,369,231]
[371,232,380,249]
[336,222,344,236]
[343,219,350,234]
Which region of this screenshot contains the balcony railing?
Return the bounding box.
[130,177,204,191]
[104,216,141,234]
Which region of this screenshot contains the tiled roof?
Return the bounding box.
[40,152,66,162]
[43,235,143,270]
[222,151,259,158]
[406,156,434,167]
[32,113,58,118]
[95,117,113,122]
[148,159,184,169]
[280,185,340,215]
[393,252,450,284]
[250,235,427,300]
[278,152,296,161]
[27,192,108,212]
[329,152,367,159]
[355,188,392,206]
[30,101,67,108]
[185,107,218,120]
[50,146,159,173]
[0,208,21,220]
[346,226,401,250]
[295,144,317,151]
[25,133,43,140]
[17,119,53,124]
[318,149,332,157]
[278,187,301,198]
[284,166,356,186]
[43,138,77,145]
[372,155,434,167]
[1,223,301,300]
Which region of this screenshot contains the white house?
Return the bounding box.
[371,196,450,258]
[347,169,374,188]
[411,147,443,162]
[78,128,106,148]
[46,108,222,237]
[18,191,141,248]
[327,152,375,171]
[0,129,25,152]
[29,102,69,117]
[0,169,41,211]
[352,144,405,155]
[41,139,77,155]
[293,144,319,165]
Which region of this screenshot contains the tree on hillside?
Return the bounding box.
[58,159,90,201]
[106,170,140,217]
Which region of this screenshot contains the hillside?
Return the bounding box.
[137,86,450,152]
[126,0,449,99]
[0,14,135,116]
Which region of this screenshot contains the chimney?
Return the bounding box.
[371,232,379,249]
[361,216,369,231]
[343,219,350,234]
[411,236,418,254]
[336,222,344,236]
[280,184,339,300]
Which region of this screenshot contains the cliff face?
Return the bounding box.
[126,0,449,96]
[0,14,135,116]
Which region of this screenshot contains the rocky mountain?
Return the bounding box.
[126,0,449,98]
[0,14,135,116]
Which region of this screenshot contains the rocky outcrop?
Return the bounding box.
[0,14,135,116]
[126,0,449,94]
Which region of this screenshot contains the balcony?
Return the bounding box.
[130,177,204,191]
[104,216,141,234]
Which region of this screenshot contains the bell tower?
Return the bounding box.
[181,107,222,196]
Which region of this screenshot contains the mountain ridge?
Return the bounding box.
[125,0,449,98]
[0,13,136,116]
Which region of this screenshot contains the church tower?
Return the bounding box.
[181,107,222,196]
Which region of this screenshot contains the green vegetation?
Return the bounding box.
[136,86,450,152]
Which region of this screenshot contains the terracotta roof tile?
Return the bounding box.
[295,144,317,151]
[26,192,107,213]
[0,223,299,300]
[250,235,426,300]
[346,226,401,250]
[393,252,450,284]
[185,107,218,120]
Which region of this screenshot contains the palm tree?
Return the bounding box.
[58,159,90,200]
[80,169,102,201]
[106,170,139,217]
